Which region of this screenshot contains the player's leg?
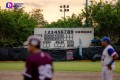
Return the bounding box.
[105,67,113,80]
[102,67,106,80]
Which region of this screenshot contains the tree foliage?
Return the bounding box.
[81,1,120,45]
[30,9,48,27]
[0,8,37,47]
[43,13,83,28]
[1,1,120,47]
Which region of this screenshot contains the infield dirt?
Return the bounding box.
[0,70,120,80]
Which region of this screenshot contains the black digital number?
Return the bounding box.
[67,41,74,47]
[71,30,74,33]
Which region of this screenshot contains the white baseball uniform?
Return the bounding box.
[101,45,117,80]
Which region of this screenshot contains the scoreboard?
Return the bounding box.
[34,28,94,49]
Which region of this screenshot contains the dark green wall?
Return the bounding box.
[0,47,119,61]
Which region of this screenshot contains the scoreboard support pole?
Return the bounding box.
[79,39,83,59]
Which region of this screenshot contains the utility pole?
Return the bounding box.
[60,5,69,21]
[86,0,88,27]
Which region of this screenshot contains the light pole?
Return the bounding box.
[86,0,88,27]
[60,5,69,21]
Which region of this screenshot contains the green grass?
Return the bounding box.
[0,61,120,73]
[0,61,24,70]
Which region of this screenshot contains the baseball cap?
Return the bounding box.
[100,36,110,43]
[24,35,41,47]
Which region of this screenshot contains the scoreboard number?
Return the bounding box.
[43,30,74,48]
[34,28,94,48]
[67,41,74,47]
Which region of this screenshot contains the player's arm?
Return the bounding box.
[108,48,119,61]
[107,48,119,70]
[113,53,119,61]
[23,58,33,80]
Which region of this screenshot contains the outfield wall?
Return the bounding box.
[0,47,120,61]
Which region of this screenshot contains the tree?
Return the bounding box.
[43,13,82,28]
[81,1,120,45]
[30,9,48,27]
[0,8,38,47]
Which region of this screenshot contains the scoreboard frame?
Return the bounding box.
[34,28,94,49]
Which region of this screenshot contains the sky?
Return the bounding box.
[0,0,115,23]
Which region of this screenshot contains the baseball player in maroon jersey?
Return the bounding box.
[23,35,53,80]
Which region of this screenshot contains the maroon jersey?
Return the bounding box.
[23,52,53,80]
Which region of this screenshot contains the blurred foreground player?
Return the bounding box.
[23,35,53,80]
[101,37,119,80]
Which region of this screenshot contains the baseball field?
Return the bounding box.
[0,61,120,80]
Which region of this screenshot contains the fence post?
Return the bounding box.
[79,39,83,60]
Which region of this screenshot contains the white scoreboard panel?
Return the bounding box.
[34,28,94,49]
